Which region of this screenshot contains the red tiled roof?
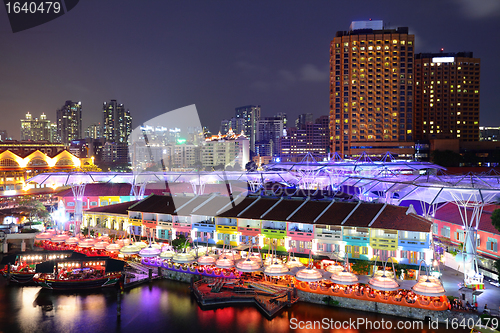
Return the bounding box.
[217,197,258,218]
[342,203,384,227]
[371,205,433,232]
[315,202,358,226]
[261,199,304,221]
[191,196,239,217]
[57,183,132,197]
[445,167,500,175]
[174,196,214,216]
[128,194,189,214]
[287,200,331,224]
[237,197,279,219]
[483,204,500,214]
[434,202,500,235]
[85,200,139,215]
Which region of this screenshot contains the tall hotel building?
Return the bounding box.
[20,112,52,141]
[235,105,261,154]
[57,100,82,144]
[330,20,414,158]
[414,52,480,141]
[102,100,132,143]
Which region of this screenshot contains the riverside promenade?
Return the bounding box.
[190,277,299,318]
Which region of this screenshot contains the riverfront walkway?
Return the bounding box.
[122,261,161,289]
[191,277,299,318]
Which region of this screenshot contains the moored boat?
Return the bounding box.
[33,257,125,290]
[1,251,74,284]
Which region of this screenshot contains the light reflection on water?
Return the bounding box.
[0,279,468,333]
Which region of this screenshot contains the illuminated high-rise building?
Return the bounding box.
[220,117,245,135]
[102,100,132,144]
[256,114,286,156]
[330,21,415,158]
[49,123,57,143]
[295,113,313,129]
[280,115,330,161]
[85,123,101,139]
[235,105,261,153]
[414,52,480,141]
[57,101,82,144]
[0,130,9,141]
[20,112,52,141]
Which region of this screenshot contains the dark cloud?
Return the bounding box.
[451,0,500,19]
[0,1,498,138]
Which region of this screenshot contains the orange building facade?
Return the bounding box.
[329,21,415,158]
[414,52,480,142]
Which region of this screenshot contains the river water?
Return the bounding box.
[0,278,468,333]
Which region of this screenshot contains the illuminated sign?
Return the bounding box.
[432,57,454,63]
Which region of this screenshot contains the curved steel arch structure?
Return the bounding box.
[26,161,500,288]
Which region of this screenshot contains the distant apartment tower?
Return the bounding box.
[49,123,57,143]
[0,130,9,141]
[20,112,51,141]
[480,127,500,141]
[414,52,480,141]
[57,101,82,144]
[280,115,330,161]
[102,100,132,143]
[220,119,231,135]
[235,105,261,153]
[86,123,101,139]
[330,21,415,158]
[220,117,245,135]
[256,114,286,156]
[295,113,313,129]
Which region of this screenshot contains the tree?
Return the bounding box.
[462,151,480,167]
[80,226,94,237]
[232,162,241,171]
[144,162,163,172]
[245,161,257,171]
[431,150,463,167]
[214,163,225,171]
[17,198,50,224]
[492,209,500,233]
[172,234,190,252]
[494,260,500,283]
[352,261,371,275]
[193,161,203,171]
[80,164,102,172]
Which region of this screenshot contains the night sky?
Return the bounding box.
[1,0,499,140]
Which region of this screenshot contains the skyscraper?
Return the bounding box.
[0,130,9,141]
[86,123,101,139]
[295,113,313,129]
[280,115,330,161]
[256,114,286,156]
[220,117,245,135]
[20,112,51,141]
[235,105,261,153]
[102,100,132,143]
[49,123,57,143]
[57,101,82,144]
[414,52,480,141]
[330,21,415,158]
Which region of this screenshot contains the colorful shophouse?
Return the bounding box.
[432,202,500,272]
[81,193,435,266]
[57,183,134,221]
[83,201,138,236]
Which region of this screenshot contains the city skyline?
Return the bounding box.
[0,1,499,140]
